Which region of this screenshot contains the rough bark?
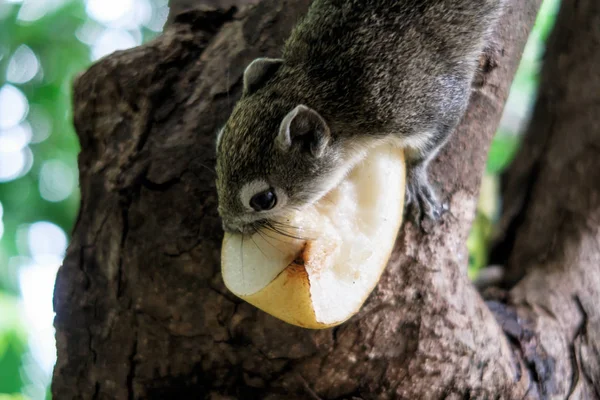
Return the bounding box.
[486,0,600,397]
[166,0,259,26]
[51,1,547,399]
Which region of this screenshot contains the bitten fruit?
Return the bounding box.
[221,145,405,328]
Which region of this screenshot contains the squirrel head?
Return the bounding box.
[215,58,345,234]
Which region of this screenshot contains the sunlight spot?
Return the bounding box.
[27,221,68,261]
[0,122,32,152]
[19,221,66,376]
[27,105,52,143]
[6,44,40,84]
[91,29,139,60]
[39,159,75,202]
[75,19,105,46]
[86,0,134,24]
[0,84,29,129]
[145,1,168,32]
[0,147,33,183]
[119,0,153,30]
[19,257,60,376]
[17,1,48,22]
[17,0,70,22]
[87,0,153,29]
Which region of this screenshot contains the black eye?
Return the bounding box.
[250,188,277,211]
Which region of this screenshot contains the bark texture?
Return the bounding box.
[166,0,259,26]
[49,0,563,399]
[487,0,600,397]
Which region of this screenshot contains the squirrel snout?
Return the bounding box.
[221,219,239,233]
[221,218,252,235]
[218,208,240,232]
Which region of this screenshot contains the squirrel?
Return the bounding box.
[215,0,503,234]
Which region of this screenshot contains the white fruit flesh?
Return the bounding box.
[221,144,405,328]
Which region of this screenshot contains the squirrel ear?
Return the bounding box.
[243,58,283,96]
[277,105,331,158]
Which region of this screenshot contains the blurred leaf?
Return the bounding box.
[471,0,560,281]
[486,132,521,174]
[0,295,27,395]
[467,176,497,278]
[534,0,561,41]
[0,395,30,400]
[0,0,90,396]
[1,0,167,396]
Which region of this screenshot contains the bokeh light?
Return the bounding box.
[27,105,52,144]
[39,159,76,202]
[1,0,168,396]
[18,222,67,376]
[0,147,34,183]
[0,87,33,184]
[16,0,71,22]
[0,123,32,153]
[91,28,139,60]
[86,0,136,24]
[0,84,29,129]
[6,45,40,84]
[26,221,68,260]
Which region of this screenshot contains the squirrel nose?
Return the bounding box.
[221,219,237,232]
[221,218,246,234]
[222,219,256,235]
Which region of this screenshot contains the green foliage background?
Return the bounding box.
[467,0,560,278]
[0,0,165,397]
[0,0,558,398]
[1,2,89,396]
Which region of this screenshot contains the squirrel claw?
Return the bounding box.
[405,174,444,229]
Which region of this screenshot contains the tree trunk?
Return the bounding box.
[486,0,600,397]
[50,0,600,398]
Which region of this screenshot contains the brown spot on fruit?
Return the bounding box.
[286,262,308,280]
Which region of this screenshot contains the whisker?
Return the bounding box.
[268,220,318,239]
[240,232,245,287]
[264,221,313,241]
[256,224,302,245]
[254,228,286,254]
[268,220,305,230]
[249,229,269,260]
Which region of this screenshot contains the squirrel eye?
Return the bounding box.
[250,188,277,211]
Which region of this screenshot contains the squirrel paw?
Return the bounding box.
[405,170,444,227]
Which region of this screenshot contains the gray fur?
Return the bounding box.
[216,0,504,233]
